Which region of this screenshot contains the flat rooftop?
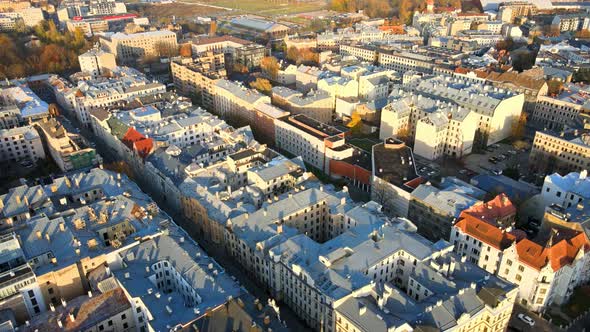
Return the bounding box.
[372,138,421,191]
[283,114,343,140]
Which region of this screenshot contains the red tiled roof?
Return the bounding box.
[455,215,516,250]
[516,232,590,271]
[122,128,153,159]
[460,193,516,225]
[122,127,145,144]
[134,138,153,159]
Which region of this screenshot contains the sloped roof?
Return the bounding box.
[454,215,516,250]
[122,127,153,159]
[516,231,590,271]
[459,193,516,225]
[134,138,153,159]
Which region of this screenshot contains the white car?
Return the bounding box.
[517,313,535,326]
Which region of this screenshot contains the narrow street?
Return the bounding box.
[62,111,309,331]
[508,304,560,332]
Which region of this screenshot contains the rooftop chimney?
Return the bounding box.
[359,304,367,315]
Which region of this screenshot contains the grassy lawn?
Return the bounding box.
[348,137,379,152]
[182,0,325,15]
[130,3,228,19]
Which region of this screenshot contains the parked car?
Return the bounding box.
[517,313,535,326]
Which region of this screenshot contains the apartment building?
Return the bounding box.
[171,54,226,110]
[272,86,333,123]
[60,67,166,124]
[0,233,39,322]
[296,65,331,93]
[78,48,117,78]
[275,114,354,173]
[213,79,270,125]
[339,44,378,63]
[541,171,590,210]
[57,0,127,20]
[452,212,590,311]
[0,106,21,130]
[357,68,395,100]
[379,50,435,74]
[408,182,480,241]
[35,118,100,172]
[22,288,136,331]
[380,93,479,160]
[1,168,263,331]
[0,126,45,162]
[460,193,517,228]
[414,106,479,160]
[179,148,311,244]
[334,274,516,332]
[99,30,178,65]
[262,200,518,332]
[529,129,590,174]
[531,83,590,131]
[320,65,397,103]
[0,7,43,31]
[317,76,359,103]
[0,85,50,124]
[0,169,170,323]
[480,69,549,113]
[191,35,267,70]
[249,102,290,145]
[498,1,537,23]
[454,30,504,47]
[400,74,525,147]
[103,226,244,332]
[0,184,53,228]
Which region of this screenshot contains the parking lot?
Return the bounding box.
[463,142,530,176]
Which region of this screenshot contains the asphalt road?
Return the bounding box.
[509,304,560,332]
